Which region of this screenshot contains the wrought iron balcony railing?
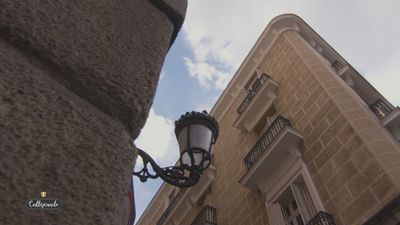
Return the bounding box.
[237,74,270,114]
[331,60,343,73]
[243,115,291,171]
[369,98,393,120]
[306,211,336,225]
[190,205,217,225]
[157,188,188,225]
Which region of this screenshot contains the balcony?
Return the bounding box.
[190,205,217,225]
[240,116,303,189]
[235,73,278,132]
[330,60,349,76]
[306,211,336,225]
[369,98,394,120]
[369,99,400,141]
[157,188,188,225]
[331,60,343,73]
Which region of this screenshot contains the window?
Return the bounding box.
[266,175,318,225]
[281,192,304,225]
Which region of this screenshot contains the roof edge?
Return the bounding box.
[210,13,304,119]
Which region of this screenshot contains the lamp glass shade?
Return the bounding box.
[177,124,213,168]
[175,110,218,170]
[177,126,188,155]
[180,149,206,168]
[189,124,213,152]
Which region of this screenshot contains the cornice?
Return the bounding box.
[210,14,304,120]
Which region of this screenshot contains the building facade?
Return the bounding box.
[136,14,400,225]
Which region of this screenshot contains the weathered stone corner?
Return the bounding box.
[0,0,187,224]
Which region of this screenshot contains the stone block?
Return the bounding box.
[351,147,373,170]
[319,161,337,181]
[362,159,385,178]
[337,99,359,113]
[347,135,363,151]
[325,106,340,124]
[315,138,341,169]
[347,174,370,198]
[329,187,353,213]
[303,139,322,162]
[0,39,134,225]
[378,153,400,170]
[341,190,378,225]
[0,0,184,138]
[368,140,399,156]
[371,174,396,201]
[326,162,358,195]
[332,144,352,168]
[320,115,347,146]
[311,100,333,127]
[359,128,388,142]
[337,124,354,144]
[163,0,188,19]
[317,185,330,203]
[306,119,329,147]
[390,167,400,187]
[352,118,377,131]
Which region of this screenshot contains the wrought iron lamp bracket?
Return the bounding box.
[133,148,202,188]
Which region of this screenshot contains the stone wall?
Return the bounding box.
[259,30,400,225]
[0,0,186,224]
[212,94,269,225]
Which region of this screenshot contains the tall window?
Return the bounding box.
[267,175,317,225]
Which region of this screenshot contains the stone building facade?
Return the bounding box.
[0,0,187,224]
[136,14,400,225]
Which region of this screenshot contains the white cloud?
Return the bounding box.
[134,109,178,167]
[159,69,166,82]
[181,0,400,105]
[133,108,179,223]
[184,57,230,90]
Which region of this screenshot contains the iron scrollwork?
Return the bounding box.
[133,148,202,188]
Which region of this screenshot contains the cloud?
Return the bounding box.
[159,69,166,82]
[134,109,177,165]
[184,57,230,90]
[133,108,178,223]
[181,0,400,104]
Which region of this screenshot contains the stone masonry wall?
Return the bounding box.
[211,84,270,225]
[258,30,400,225]
[0,0,186,224]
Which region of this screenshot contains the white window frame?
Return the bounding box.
[264,159,324,225]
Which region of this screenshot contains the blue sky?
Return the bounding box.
[134,0,400,223]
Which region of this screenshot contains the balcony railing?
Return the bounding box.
[243,116,291,171]
[157,188,187,225]
[190,205,217,225]
[306,211,336,225]
[237,74,270,114]
[331,60,343,73]
[369,98,393,120]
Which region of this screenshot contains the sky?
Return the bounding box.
[133,0,400,223]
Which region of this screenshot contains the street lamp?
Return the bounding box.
[133,110,219,188]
